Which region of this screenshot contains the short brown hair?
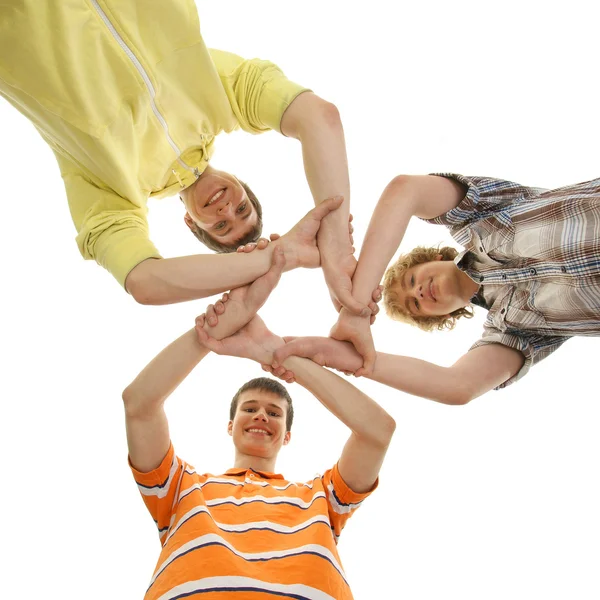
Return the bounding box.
[230,377,294,432]
[383,245,475,332]
[189,181,263,253]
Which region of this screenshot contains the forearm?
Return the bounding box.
[122,329,209,418]
[283,93,351,250]
[367,352,472,405]
[283,356,395,445]
[126,244,282,305]
[351,177,416,303]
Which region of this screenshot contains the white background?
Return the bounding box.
[1,1,598,598]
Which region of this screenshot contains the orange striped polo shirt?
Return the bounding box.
[130,443,377,599]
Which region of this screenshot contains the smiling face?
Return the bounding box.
[182,166,258,246]
[228,389,291,459]
[393,256,473,318]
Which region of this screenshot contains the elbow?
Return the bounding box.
[385,174,417,197]
[126,265,156,305]
[370,412,397,447]
[122,386,138,417]
[440,384,478,406]
[310,98,342,131]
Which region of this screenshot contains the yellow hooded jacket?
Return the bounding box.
[0,0,307,287]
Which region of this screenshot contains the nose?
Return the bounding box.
[417,284,424,299]
[217,201,233,217]
[252,410,268,422]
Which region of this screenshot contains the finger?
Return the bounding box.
[261,364,274,373]
[195,314,206,328]
[205,304,217,327]
[372,285,383,303]
[348,213,353,223]
[368,302,380,315]
[256,238,269,250]
[237,245,245,253]
[336,289,368,316]
[221,292,229,304]
[349,223,354,234]
[270,233,281,241]
[214,300,225,315]
[273,366,287,378]
[243,242,257,253]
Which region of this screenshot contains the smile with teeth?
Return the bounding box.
[206,188,225,207]
[246,428,271,436]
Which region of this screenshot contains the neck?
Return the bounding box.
[233,450,278,473]
[458,269,481,303]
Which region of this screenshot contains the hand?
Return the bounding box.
[196,314,284,364]
[330,308,376,377]
[270,336,363,379]
[196,246,285,331]
[331,285,383,324]
[235,235,280,253]
[276,197,343,269]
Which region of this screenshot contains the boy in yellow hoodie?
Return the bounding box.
[0,1,362,312]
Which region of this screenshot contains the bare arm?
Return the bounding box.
[351,174,467,304]
[272,338,524,405]
[123,248,286,471]
[284,356,396,494]
[281,92,364,314]
[125,198,341,305]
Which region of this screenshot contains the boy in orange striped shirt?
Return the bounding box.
[123,248,395,599]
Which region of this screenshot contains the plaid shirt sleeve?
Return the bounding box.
[424,174,547,228]
[471,325,570,388]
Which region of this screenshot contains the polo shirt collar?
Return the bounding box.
[224,467,284,480]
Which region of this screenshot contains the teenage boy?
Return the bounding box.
[0,1,362,313]
[270,174,600,403]
[122,248,395,599]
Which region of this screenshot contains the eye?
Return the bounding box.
[269,411,281,417]
[236,202,248,214]
[410,275,415,287]
[244,408,256,413]
[414,299,420,311]
[215,221,226,230]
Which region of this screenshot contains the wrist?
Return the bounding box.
[274,238,298,271]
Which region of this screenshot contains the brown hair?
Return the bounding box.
[189,181,263,253]
[230,377,294,432]
[382,245,475,332]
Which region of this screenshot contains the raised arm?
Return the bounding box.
[271,337,524,405]
[122,248,286,472]
[281,92,365,315]
[196,316,396,494]
[125,197,341,304]
[330,175,468,375]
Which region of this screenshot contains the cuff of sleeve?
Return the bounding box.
[332,462,379,503]
[470,337,531,389]
[259,80,311,133]
[129,443,175,485]
[422,173,479,226]
[77,224,162,289]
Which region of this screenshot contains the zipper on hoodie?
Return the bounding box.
[89,0,199,179]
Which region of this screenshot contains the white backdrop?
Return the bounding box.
[1,1,598,598]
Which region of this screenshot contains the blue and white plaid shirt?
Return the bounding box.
[425,174,600,387]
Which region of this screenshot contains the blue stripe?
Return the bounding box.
[330,486,362,509]
[168,586,317,600]
[137,463,181,491]
[149,544,346,593]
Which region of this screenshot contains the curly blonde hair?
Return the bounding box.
[382,245,475,332]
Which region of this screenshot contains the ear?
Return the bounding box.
[184,212,196,231]
[435,254,444,261]
[282,431,291,446]
[227,421,233,437]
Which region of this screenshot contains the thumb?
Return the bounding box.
[272,339,308,369]
[269,233,281,241]
[310,196,344,222]
[354,342,376,378]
